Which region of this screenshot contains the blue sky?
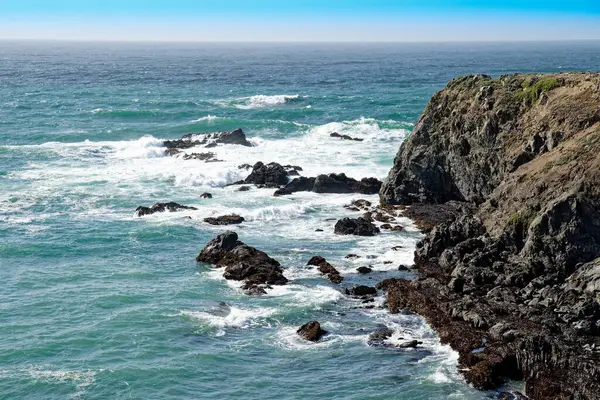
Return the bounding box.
[1,1,599,41]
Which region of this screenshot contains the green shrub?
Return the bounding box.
[516,77,560,105]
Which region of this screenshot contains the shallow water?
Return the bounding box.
[1,41,599,399]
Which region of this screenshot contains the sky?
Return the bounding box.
[0,0,599,42]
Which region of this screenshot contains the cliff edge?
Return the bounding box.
[379,73,600,399]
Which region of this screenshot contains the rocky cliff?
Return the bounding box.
[379,73,600,399]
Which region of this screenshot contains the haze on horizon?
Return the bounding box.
[1,0,599,42]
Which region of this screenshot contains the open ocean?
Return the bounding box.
[1,41,599,399]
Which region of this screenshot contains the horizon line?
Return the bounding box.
[2,38,600,44]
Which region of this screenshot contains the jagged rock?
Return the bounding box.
[206,128,252,147]
[135,202,197,217]
[367,325,394,347]
[357,266,373,274]
[203,215,245,225]
[200,192,213,199]
[307,256,344,283]
[274,174,381,196]
[345,285,377,297]
[164,128,252,150]
[334,217,380,236]
[307,256,327,266]
[182,152,221,162]
[330,132,364,141]
[297,320,327,342]
[397,340,423,349]
[377,73,600,398]
[244,162,289,186]
[197,231,287,289]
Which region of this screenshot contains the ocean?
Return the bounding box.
[1,41,599,399]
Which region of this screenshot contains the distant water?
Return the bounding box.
[1,41,599,399]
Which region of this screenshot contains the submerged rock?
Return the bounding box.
[200,192,213,199]
[297,320,327,342]
[135,202,197,217]
[330,132,364,141]
[334,217,380,236]
[203,214,245,226]
[367,325,394,347]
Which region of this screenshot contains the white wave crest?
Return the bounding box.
[180,306,276,336]
[189,115,223,123]
[234,94,301,110]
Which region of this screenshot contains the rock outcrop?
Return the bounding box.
[203,215,245,225]
[307,256,344,283]
[243,162,289,187]
[197,231,287,293]
[334,217,380,236]
[378,73,600,399]
[274,173,381,196]
[297,320,327,342]
[135,202,197,217]
[164,128,252,151]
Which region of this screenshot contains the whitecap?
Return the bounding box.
[179,306,276,336]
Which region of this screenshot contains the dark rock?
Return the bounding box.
[381,223,392,230]
[297,320,327,342]
[397,340,423,349]
[237,186,251,192]
[244,162,289,186]
[345,254,360,259]
[397,265,410,271]
[345,285,377,297]
[197,231,287,288]
[308,256,344,283]
[330,132,364,142]
[334,217,380,236]
[357,266,373,274]
[327,273,344,284]
[135,202,197,217]
[367,325,394,347]
[209,128,252,147]
[377,73,600,398]
[275,174,381,196]
[182,152,220,162]
[315,229,324,232]
[200,192,213,199]
[203,214,245,225]
[164,128,252,150]
[165,148,181,156]
[307,256,327,266]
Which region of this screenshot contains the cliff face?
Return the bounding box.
[379,73,600,399]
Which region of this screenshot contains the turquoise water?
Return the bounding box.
[1,41,600,399]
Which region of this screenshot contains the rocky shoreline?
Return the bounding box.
[377,73,600,399]
[145,72,599,399]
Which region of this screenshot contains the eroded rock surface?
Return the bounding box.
[378,73,600,399]
[197,231,287,293]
